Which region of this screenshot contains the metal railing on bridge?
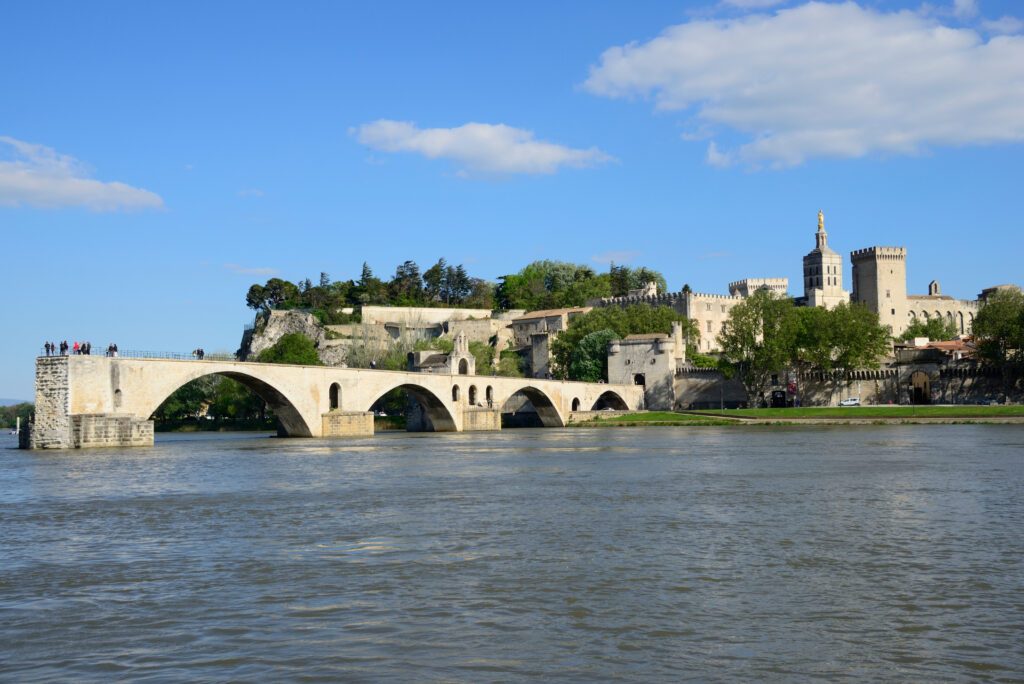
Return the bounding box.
[39,349,240,362]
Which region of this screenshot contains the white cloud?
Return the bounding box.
[584,2,1024,167]
[952,0,978,20]
[981,15,1024,34]
[0,136,163,210]
[224,263,278,276]
[706,141,733,168]
[352,120,613,175]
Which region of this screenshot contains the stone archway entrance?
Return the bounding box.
[910,371,931,405]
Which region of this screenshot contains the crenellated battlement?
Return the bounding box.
[598,292,683,306]
[850,246,906,260]
[689,291,745,302]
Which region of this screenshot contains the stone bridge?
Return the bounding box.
[24,356,644,449]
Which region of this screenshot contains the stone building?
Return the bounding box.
[851,252,986,338]
[729,278,789,298]
[508,307,592,347]
[798,210,850,309]
[408,330,476,375]
[607,321,687,410]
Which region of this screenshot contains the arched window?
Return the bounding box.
[571,398,580,411]
[958,311,964,334]
[485,386,494,407]
[452,385,460,402]
[329,383,341,410]
[469,385,478,405]
[114,389,122,408]
[458,358,469,375]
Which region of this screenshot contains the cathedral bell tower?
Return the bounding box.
[802,210,850,308]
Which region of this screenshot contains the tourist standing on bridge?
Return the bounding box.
[44,342,51,356]
[73,341,79,354]
[60,340,67,355]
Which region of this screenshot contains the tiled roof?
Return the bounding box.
[512,307,592,322]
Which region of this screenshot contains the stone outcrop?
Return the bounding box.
[239,310,327,361]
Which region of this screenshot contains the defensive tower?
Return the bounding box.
[850,246,908,336]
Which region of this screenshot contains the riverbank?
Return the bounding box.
[573,406,1024,427]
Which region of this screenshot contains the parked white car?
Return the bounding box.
[839,397,861,407]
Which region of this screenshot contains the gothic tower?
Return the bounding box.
[802,210,850,308]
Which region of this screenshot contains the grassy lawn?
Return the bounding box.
[577,411,737,427]
[689,405,1024,419]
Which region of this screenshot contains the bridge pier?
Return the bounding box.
[322,411,374,438]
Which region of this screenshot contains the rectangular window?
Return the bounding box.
[706,303,711,311]
[891,308,896,315]
[707,321,712,332]
[886,289,891,298]
[721,305,726,313]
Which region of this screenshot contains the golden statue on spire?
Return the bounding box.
[817,209,824,232]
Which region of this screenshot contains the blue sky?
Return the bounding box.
[2,0,1022,399]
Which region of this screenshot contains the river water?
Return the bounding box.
[1,426,1022,681]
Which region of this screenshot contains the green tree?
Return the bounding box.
[717,290,800,406]
[973,288,1024,398]
[898,316,959,342]
[355,262,387,305]
[550,305,694,380]
[257,333,321,365]
[464,278,496,310]
[389,260,424,306]
[152,375,219,421]
[497,260,613,310]
[423,258,447,302]
[469,341,495,373]
[0,402,34,428]
[569,329,619,382]
[497,350,526,377]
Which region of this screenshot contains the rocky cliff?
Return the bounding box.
[239,311,329,361]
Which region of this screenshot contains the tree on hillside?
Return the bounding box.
[717,290,800,407]
[423,258,447,302]
[257,333,321,365]
[246,278,301,313]
[898,316,959,342]
[569,329,619,382]
[355,262,387,305]
[389,260,423,306]
[497,260,614,310]
[973,288,1024,398]
[550,305,695,381]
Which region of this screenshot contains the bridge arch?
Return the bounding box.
[500,385,564,427]
[591,390,629,411]
[367,382,458,432]
[145,369,315,437]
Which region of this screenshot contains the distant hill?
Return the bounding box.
[0,398,30,406]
